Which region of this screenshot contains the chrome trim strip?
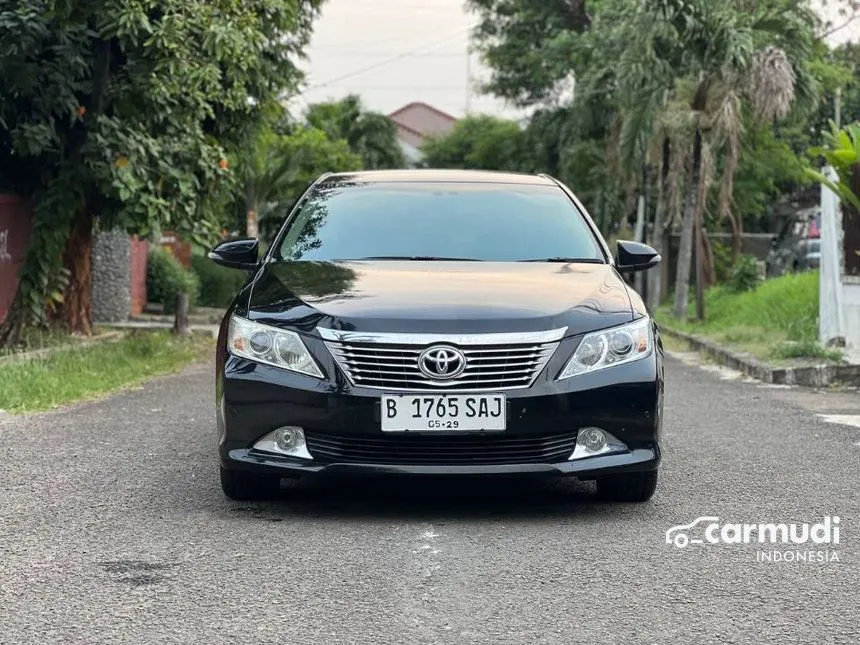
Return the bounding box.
[322,339,561,393]
[316,327,567,345]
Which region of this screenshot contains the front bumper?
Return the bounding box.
[217,323,664,478]
[223,445,660,478]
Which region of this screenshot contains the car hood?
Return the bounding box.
[245,260,634,336]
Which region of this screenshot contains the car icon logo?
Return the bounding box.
[665,516,721,548]
[418,346,467,379]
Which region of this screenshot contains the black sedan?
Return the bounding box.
[210,170,664,502]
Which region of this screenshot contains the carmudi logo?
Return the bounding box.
[665,516,841,563]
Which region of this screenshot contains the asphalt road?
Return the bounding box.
[1,353,859,644]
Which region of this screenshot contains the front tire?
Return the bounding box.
[220,467,281,501]
[596,470,658,502]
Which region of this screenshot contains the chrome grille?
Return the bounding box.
[318,328,564,391]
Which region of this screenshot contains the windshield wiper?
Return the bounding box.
[349,256,485,261]
[517,257,605,263]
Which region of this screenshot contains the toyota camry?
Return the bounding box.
[211,170,664,502]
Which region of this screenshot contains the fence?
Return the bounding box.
[0,195,33,323]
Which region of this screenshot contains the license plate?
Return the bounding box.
[381,394,506,432]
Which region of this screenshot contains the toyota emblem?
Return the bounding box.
[418,345,467,379]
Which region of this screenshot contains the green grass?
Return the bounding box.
[0,326,97,358]
[0,331,212,414]
[656,271,842,365]
[769,340,844,363]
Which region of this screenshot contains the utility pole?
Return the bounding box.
[465,51,472,115]
[634,162,649,299]
[695,210,705,322]
[835,86,842,129]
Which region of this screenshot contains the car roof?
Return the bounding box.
[321,169,558,186]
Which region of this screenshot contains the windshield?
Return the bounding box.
[275,182,605,262]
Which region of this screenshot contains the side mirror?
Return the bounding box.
[616,240,661,272]
[208,238,259,271]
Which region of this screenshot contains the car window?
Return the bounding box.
[275,182,605,262]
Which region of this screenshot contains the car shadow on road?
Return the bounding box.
[225,474,638,522]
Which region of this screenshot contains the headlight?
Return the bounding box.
[228,315,323,378]
[557,316,653,379]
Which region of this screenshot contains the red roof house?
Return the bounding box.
[388,102,458,162]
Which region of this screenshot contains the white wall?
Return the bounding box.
[843,279,860,350]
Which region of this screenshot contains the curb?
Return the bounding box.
[130,313,225,325]
[659,324,860,387]
[99,321,220,337]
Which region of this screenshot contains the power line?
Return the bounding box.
[310,25,470,50]
[304,26,475,92]
[329,0,460,10]
[305,86,469,91]
[310,51,468,58]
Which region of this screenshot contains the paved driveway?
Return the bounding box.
[1,355,859,644]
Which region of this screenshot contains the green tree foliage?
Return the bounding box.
[254,127,363,240]
[0,0,322,343]
[807,121,860,210]
[236,126,303,238]
[278,128,364,192]
[468,0,836,320]
[147,247,201,314]
[422,116,524,171]
[190,254,247,308]
[733,124,810,224]
[467,0,593,105]
[809,43,860,133]
[807,121,860,275]
[305,95,406,169]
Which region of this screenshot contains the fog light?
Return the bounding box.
[580,427,606,452]
[275,426,302,452]
[569,427,627,461]
[253,426,312,460]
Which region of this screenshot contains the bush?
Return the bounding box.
[147,247,200,313]
[770,340,843,363]
[727,255,763,293]
[711,241,733,284]
[660,270,820,341]
[191,254,247,308]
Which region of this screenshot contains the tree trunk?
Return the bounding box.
[647,138,670,311]
[660,225,671,305]
[647,205,665,310]
[702,230,716,287]
[173,293,190,335]
[694,203,704,321]
[62,208,94,335]
[728,212,743,262]
[623,188,637,233]
[843,163,860,276]
[633,170,647,297]
[246,208,258,238]
[673,129,702,320]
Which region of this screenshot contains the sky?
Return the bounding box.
[294,0,524,120]
[294,0,860,120]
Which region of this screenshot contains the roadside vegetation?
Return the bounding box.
[0,331,212,414]
[655,271,843,365]
[0,326,104,358]
[427,1,860,357]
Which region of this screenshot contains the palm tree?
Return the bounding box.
[239,132,300,237]
[305,95,406,170]
[622,0,816,320]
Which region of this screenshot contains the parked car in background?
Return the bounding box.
[766,209,822,277]
[793,237,821,271]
